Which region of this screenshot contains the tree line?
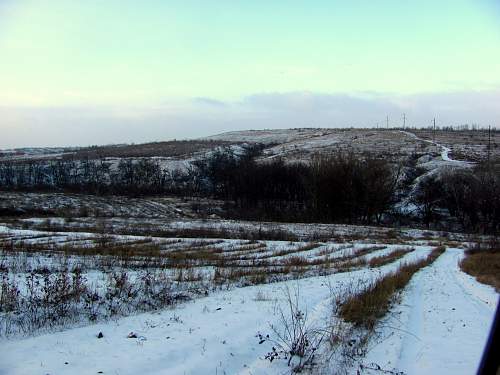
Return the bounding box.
[0,146,498,233]
[0,158,195,195]
[192,148,399,224]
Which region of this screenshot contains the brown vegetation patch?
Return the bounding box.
[368,247,414,268]
[460,249,500,291]
[64,139,235,159]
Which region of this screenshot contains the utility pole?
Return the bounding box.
[386,115,389,129]
[432,118,436,143]
[403,113,406,130]
[488,125,491,164]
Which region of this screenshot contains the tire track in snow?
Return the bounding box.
[363,248,497,375]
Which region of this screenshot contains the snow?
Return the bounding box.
[0,247,413,374]
[361,248,498,375]
[12,216,473,243]
[397,130,476,217]
[399,130,472,167]
[206,128,433,165]
[1,245,496,374]
[2,128,498,373]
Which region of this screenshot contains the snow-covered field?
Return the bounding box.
[0,220,497,375]
[0,128,497,374]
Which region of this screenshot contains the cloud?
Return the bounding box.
[239,90,500,127]
[241,92,400,118]
[192,97,227,107]
[1,90,499,148]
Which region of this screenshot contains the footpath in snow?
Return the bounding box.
[398,130,472,165]
[362,248,498,375]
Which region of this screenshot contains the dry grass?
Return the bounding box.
[335,246,411,272]
[340,246,445,329]
[64,139,235,159]
[27,221,300,242]
[259,242,320,259]
[368,247,414,268]
[460,249,500,292]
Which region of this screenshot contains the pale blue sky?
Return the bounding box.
[0,0,499,147]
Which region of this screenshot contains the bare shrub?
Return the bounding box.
[253,289,273,302]
[259,286,327,372]
[0,275,20,312]
[0,267,191,337]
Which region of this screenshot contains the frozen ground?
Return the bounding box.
[207,129,436,164]
[0,235,497,374]
[6,215,474,244]
[0,192,223,219]
[3,128,494,165]
[0,127,496,374]
[411,129,499,163]
[0,128,443,165]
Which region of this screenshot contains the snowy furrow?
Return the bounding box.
[0,247,433,375]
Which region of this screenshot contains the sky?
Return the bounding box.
[0,0,499,148]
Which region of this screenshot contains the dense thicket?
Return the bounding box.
[190,147,401,223]
[0,158,193,195]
